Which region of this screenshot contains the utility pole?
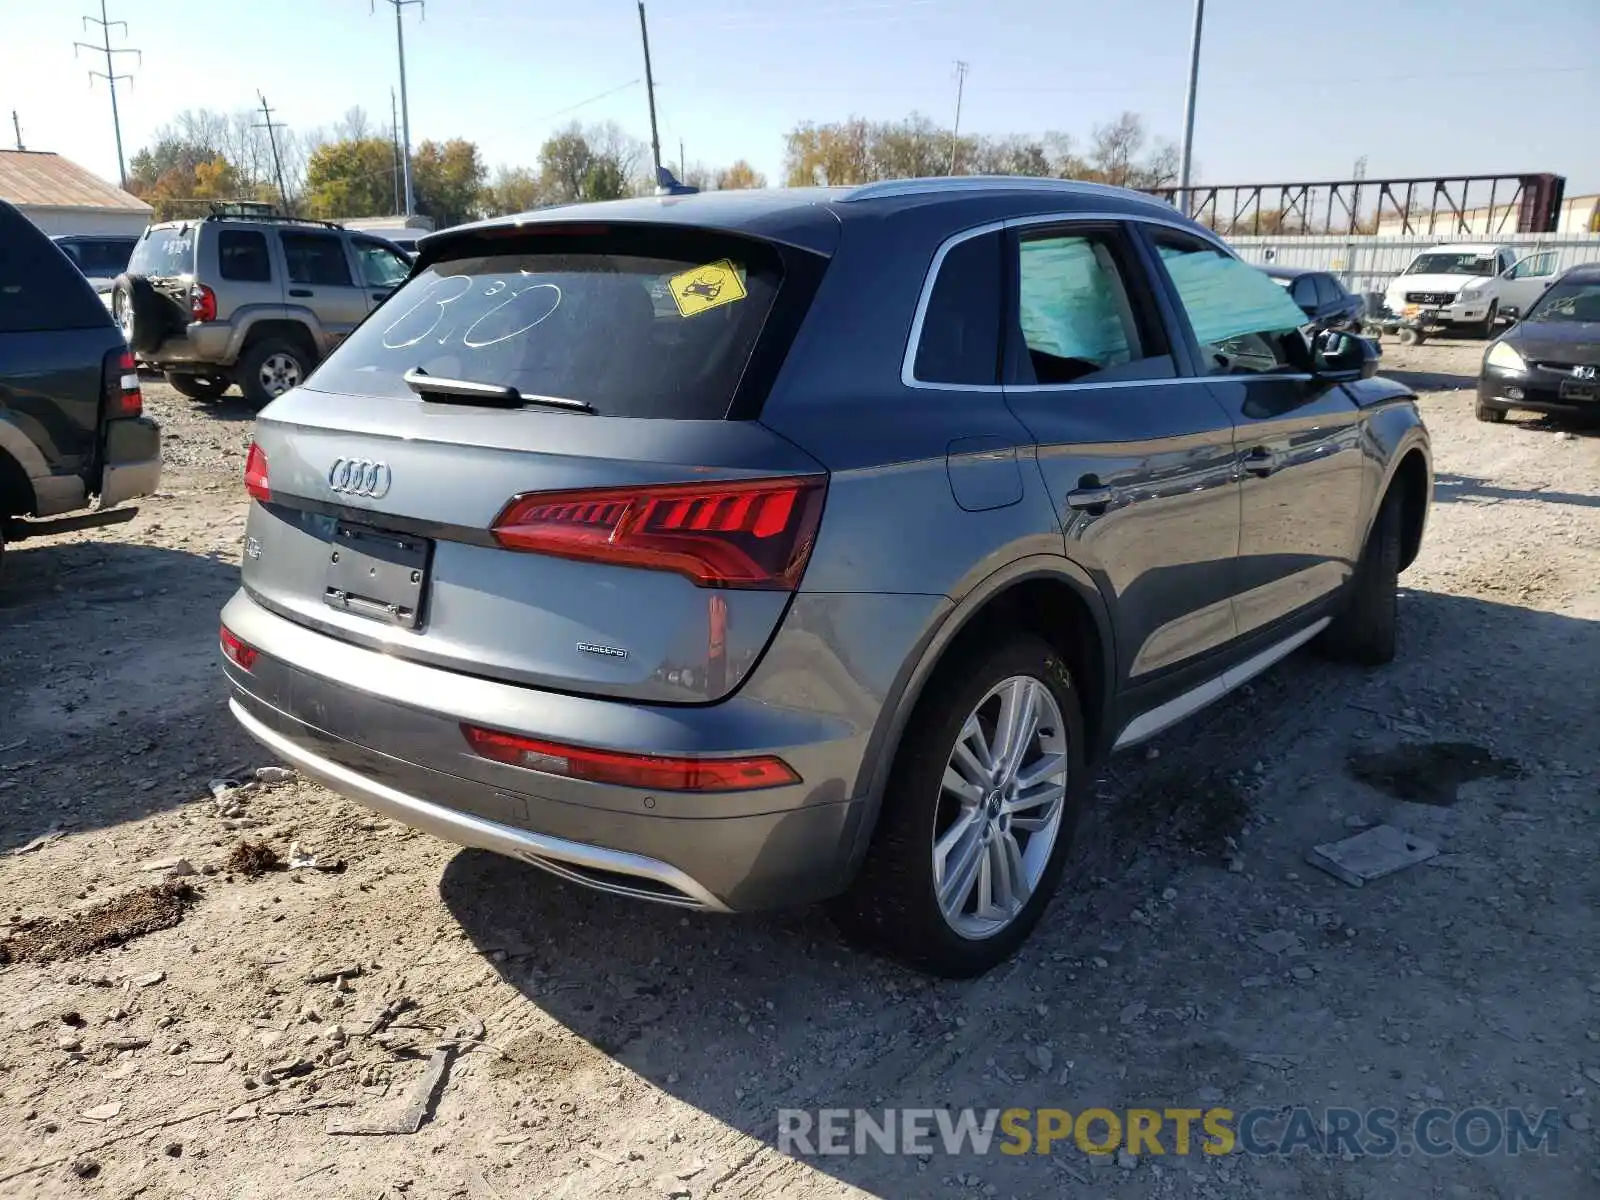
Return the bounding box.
[679,138,686,180]
[254,92,289,212]
[1176,0,1204,215]
[948,60,968,175]
[391,88,402,214]
[74,0,140,188]
[11,112,22,152]
[373,0,422,216]
[637,1,663,186]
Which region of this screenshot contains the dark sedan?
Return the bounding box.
[1477,264,1600,423]
[1264,266,1366,335]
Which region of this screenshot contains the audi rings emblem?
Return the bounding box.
[328,458,392,498]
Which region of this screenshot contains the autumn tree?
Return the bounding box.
[536,123,644,204]
[782,112,1176,190]
[126,106,326,216]
[303,138,398,220]
[715,160,767,190]
[481,166,544,217]
[412,138,487,228]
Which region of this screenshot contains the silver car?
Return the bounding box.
[221,179,1431,977]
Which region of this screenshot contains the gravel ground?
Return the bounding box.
[1,340,1597,1200]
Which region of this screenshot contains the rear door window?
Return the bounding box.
[1006,227,1175,386]
[128,225,196,278]
[219,230,272,282]
[280,232,354,286]
[309,230,789,419]
[0,205,110,332]
[1314,274,1345,307]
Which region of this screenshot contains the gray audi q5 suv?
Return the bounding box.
[221,178,1431,977]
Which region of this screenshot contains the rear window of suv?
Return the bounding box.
[307,228,788,419]
[0,204,110,332]
[127,225,196,277]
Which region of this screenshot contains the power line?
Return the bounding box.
[372,0,423,217]
[524,78,642,129]
[948,60,968,175]
[254,92,290,211]
[73,0,140,187]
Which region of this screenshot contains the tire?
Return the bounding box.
[1475,301,1499,340]
[236,338,311,408]
[1397,326,1421,346]
[1319,489,1403,666]
[830,633,1088,978]
[165,372,231,401]
[1475,401,1507,423]
[112,274,175,356]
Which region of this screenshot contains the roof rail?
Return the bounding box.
[201,205,344,231]
[839,176,1168,204]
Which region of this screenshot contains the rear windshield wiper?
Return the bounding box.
[403,368,594,414]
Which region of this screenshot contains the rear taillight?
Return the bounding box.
[244,443,270,502]
[190,283,217,323]
[460,724,800,793]
[103,348,142,419]
[220,625,258,671]
[490,476,826,590]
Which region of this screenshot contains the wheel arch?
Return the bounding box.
[1374,436,1431,572]
[847,556,1116,863]
[235,316,321,364]
[0,446,37,518]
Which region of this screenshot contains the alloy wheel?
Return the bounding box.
[931,675,1068,939]
[259,352,303,397]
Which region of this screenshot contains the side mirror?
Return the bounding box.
[1314,330,1380,382]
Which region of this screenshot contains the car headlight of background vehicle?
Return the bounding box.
[1485,340,1527,372]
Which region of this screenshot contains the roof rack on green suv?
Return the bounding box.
[113,209,413,407]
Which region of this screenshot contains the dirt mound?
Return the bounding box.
[0,882,196,964]
[224,839,281,878]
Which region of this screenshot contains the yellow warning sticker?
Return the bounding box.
[668,260,747,318]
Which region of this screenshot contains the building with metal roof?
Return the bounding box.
[0,150,152,237]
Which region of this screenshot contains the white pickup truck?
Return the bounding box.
[1382,244,1564,337]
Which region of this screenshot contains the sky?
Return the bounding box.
[3,0,1598,196]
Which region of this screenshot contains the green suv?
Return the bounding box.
[113,212,412,406]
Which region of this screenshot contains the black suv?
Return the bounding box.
[0,200,160,572]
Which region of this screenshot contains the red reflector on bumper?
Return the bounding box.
[220,625,258,671]
[460,724,800,793]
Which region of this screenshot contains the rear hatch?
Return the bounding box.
[124,224,196,330]
[240,221,831,704]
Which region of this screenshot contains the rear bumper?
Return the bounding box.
[98,416,161,509]
[220,590,879,911]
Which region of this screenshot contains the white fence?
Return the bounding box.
[1226,233,1600,301]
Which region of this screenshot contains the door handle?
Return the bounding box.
[289,288,313,298]
[1065,485,1115,512]
[1241,447,1277,477]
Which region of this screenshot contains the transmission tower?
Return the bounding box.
[74,0,141,188]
